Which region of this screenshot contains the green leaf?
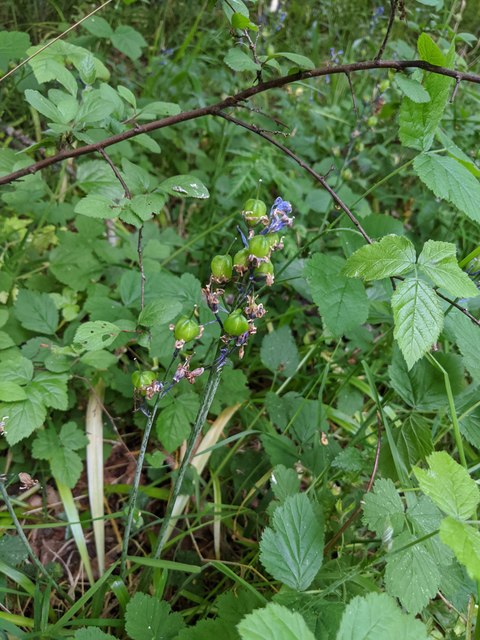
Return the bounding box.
[24,89,63,122]
[130,194,167,221]
[156,392,200,452]
[32,428,57,460]
[30,372,68,410]
[0,31,31,72]
[237,602,315,640]
[2,391,46,446]
[81,15,113,38]
[395,414,433,465]
[260,493,324,591]
[417,240,478,298]
[0,382,27,402]
[336,592,428,640]
[271,465,300,503]
[136,101,181,120]
[74,194,127,219]
[231,13,257,31]
[60,421,88,450]
[74,628,117,640]
[260,326,299,378]
[399,35,453,151]
[446,312,480,385]
[414,452,479,519]
[0,331,15,349]
[51,447,83,488]
[138,299,182,328]
[80,350,117,370]
[343,235,416,280]
[414,153,480,224]
[304,253,369,336]
[76,90,115,124]
[74,321,121,351]
[440,517,480,582]
[159,175,209,199]
[0,356,33,386]
[111,25,147,61]
[14,289,59,335]
[395,74,431,103]
[391,278,443,370]
[385,531,442,614]
[275,51,315,70]
[125,592,185,640]
[362,478,405,537]
[224,48,261,72]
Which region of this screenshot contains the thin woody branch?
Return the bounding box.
[1,59,479,187]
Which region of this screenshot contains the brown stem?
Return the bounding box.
[137,226,146,310]
[1,59,480,187]
[375,0,399,62]
[324,412,382,555]
[345,72,359,119]
[98,149,131,200]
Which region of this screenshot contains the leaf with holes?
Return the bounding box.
[73,321,121,351]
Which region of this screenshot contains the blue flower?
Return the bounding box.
[262,197,294,234]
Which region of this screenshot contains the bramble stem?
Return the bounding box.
[0,481,73,604]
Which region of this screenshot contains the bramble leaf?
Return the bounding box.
[125,592,185,640]
[440,518,480,582]
[73,321,121,351]
[391,278,443,369]
[260,325,299,377]
[343,235,416,280]
[238,603,315,640]
[14,289,59,335]
[417,240,478,298]
[362,478,405,537]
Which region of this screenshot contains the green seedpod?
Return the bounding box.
[254,259,274,284]
[223,310,249,336]
[211,254,233,280]
[248,235,270,259]
[233,248,250,271]
[243,198,267,227]
[174,316,200,342]
[132,370,156,389]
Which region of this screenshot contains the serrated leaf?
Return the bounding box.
[396,414,433,465]
[0,382,27,402]
[343,235,416,280]
[336,592,428,640]
[138,299,182,328]
[271,465,300,503]
[0,535,28,567]
[31,372,68,410]
[130,194,166,221]
[417,240,478,298]
[125,592,185,640]
[414,452,479,519]
[0,356,33,385]
[111,25,147,61]
[385,531,441,614]
[74,194,127,219]
[260,493,324,591]
[51,447,83,488]
[14,289,59,335]
[159,175,209,199]
[304,253,369,335]
[395,75,431,103]
[417,32,446,66]
[237,602,315,640]
[440,517,480,582]
[224,48,261,72]
[74,321,121,351]
[362,478,405,537]
[414,153,480,224]
[260,325,299,377]
[2,391,46,445]
[60,421,88,450]
[392,278,443,370]
[0,30,31,72]
[74,628,117,640]
[32,427,57,460]
[156,392,200,452]
[446,312,480,385]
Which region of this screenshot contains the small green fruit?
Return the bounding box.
[224,310,249,336]
[367,116,378,127]
[254,259,274,284]
[211,254,233,280]
[132,370,156,389]
[248,235,270,259]
[243,199,267,226]
[174,316,200,342]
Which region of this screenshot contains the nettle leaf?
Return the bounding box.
[417,240,478,298]
[391,278,443,370]
[74,321,121,351]
[14,289,59,335]
[440,517,480,582]
[414,452,479,519]
[156,392,200,453]
[304,253,368,336]
[0,30,31,72]
[336,592,428,640]
[260,493,324,591]
[138,299,182,328]
[74,194,127,219]
[413,153,480,225]
[362,478,405,537]
[237,603,315,640]
[395,74,431,103]
[125,592,185,640]
[260,326,299,377]
[111,25,147,61]
[159,175,209,199]
[2,389,46,446]
[343,235,416,280]
[385,531,441,614]
[30,372,68,410]
[399,34,453,151]
[224,48,261,72]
